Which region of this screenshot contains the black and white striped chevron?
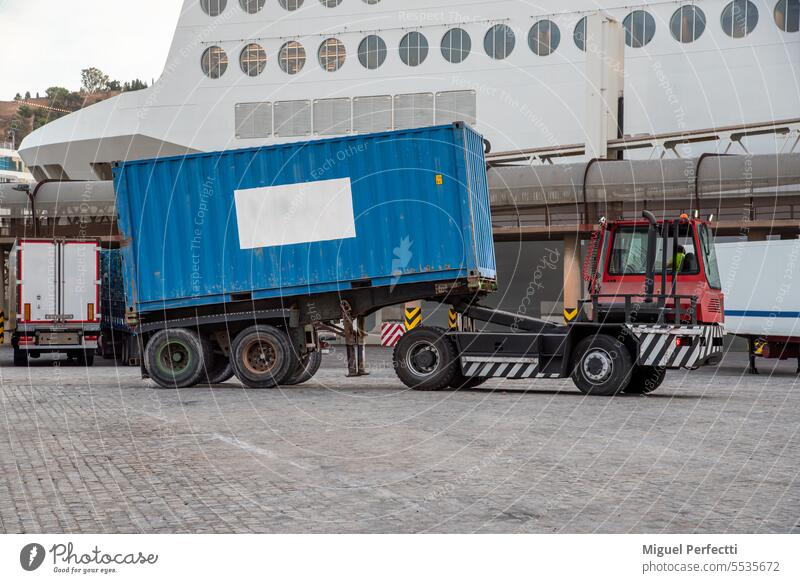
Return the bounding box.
[459,356,560,379]
[627,324,724,369]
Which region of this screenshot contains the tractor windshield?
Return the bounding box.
[607,225,700,276]
[698,223,722,289]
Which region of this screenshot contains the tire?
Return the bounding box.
[449,375,487,390]
[284,350,322,386]
[624,366,666,394]
[571,334,633,396]
[76,351,95,367]
[144,328,210,389]
[13,348,27,367]
[199,351,235,385]
[230,325,296,389]
[393,327,458,391]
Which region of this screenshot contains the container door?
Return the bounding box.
[19,241,57,322]
[60,242,99,323]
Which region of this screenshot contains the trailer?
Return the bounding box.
[113,123,496,389]
[98,248,139,365]
[8,239,101,366]
[716,239,800,374]
[393,211,726,395]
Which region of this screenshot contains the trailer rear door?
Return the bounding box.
[61,242,100,323]
[19,241,57,322]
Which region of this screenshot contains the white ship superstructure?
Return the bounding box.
[18,0,800,181]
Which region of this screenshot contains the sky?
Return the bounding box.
[0,0,183,100]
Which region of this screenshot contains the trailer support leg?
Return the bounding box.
[357,316,369,376]
[748,337,759,375]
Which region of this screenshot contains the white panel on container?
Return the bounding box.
[235,178,357,249]
[274,100,312,137]
[393,93,434,130]
[353,95,393,133]
[313,98,351,135]
[235,102,273,139]
[435,90,477,125]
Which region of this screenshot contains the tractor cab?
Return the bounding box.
[585,212,724,325]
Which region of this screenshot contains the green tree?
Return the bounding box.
[24,91,31,99]
[106,79,121,91]
[122,78,148,92]
[81,67,110,94]
[46,86,71,104]
[14,93,21,101]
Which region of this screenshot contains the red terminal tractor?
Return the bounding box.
[393,211,726,396]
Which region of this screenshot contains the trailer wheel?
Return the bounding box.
[199,352,235,385]
[393,327,458,391]
[76,351,95,367]
[571,334,633,396]
[624,366,666,394]
[230,325,295,389]
[13,348,28,367]
[144,328,210,389]
[284,350,322,386]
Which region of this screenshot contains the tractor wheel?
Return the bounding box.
[571,334,633,396]
[624,366,666,394]
[393,327,458,391]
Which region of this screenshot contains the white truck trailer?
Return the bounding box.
[716,239,800,373]
[8,239,101,366]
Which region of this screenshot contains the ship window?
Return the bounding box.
[358,35,387,69]
[44,164,69,180]
[574,16,587,51]
[623,10,656,47]
[318,38,346,71]
[435,90,477,125]
[393,93,434,129]
[201,0,227,16]
[320,0,341,6]
[670,6,706,42]
[279,0,304,10]
[313,98,351,135]
[441,28,471,63]
[776,0,800,32]
[240,43,267,76]
[235,102,273,138]
[279,41,306,74]
[484,24,515,59]
[29,166,48,182]
[239,0,265,13]
[201,46,228,79]
[721,0,759,37]
[274,100,312,136]
[529,19,561,56]
[400,32,429,66]
[353,95,393,133]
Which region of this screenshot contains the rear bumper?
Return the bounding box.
[627,324,725,369]
[17,343,97,352]
[13,324,100,352]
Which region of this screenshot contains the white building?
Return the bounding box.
[18,0,800,181]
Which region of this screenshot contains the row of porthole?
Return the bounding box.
[202,0,800,78]
[201,0,378,16]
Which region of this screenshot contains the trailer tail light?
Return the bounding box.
[675,336,693,347]
[23,303,31,322]
[88,303,95,321]
[18,335,35,345]
[84,335,98,343]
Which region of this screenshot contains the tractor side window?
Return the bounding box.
[699,223,722,289]
[608,226,700,275]
[608,227,649,274]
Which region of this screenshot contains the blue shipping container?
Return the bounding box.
[113,123,496,315]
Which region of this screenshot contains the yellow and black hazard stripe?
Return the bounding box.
[448,309,458,330]
[404,306,422,330]
[0,310,4,345]
[563,307,579,323]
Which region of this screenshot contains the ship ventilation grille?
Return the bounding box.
[235,102,273,139]
[274,100,312,137]
[313,98,351,135]
[393,93,434,130]
[435,90,477,125]
[353,95,393,134]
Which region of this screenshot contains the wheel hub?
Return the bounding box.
[158,342,190,374]
[583,348,613,382]
[406,341,440,376]
[244,339,277,374]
